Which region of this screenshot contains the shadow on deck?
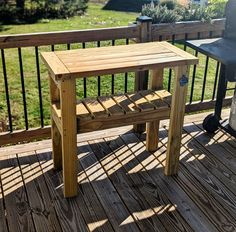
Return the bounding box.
[0,111,236,232]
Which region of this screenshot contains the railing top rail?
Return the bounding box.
[152,18,225,37]
[0,25,139,49]
[0,19,226,49]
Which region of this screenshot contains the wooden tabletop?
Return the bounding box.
[41,41,198,80]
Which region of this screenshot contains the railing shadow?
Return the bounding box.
[1,124,236,231]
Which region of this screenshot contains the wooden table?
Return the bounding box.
[41,41,198,197]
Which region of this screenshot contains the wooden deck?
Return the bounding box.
[1,110,236,232]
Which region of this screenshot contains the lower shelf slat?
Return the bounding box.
[52,90,171,133]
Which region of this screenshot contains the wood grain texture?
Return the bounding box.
[105,135,194,232]
[83,99,108,119]
[1,117,236,232]
[0,126,51,146]
[51,105,62,134]
[89,138,167,232]
[120,132,217,232]
[158,127,236,231]
[0,19,224,49]
[51,90,170,133]
[155,90,172,106]
[141,90,170,108]
[60,77,77,197]
[41,52,70,80]
[134,17,152,133]
[35,148,89,232]
[146,68,163,152]
[0,176,8,232]
[165,65,190,175]
[59,49,173,64]
[112,94,138,114]
[77,107,170,133]
[49,75,62,170]
[127,92,155,111]
[78,141,140,232]
[151,19,225,41]
[98,96,124,116]
[0,98,232,146]
[185,123,236,175]
[76,155,115,232]
[42,42,198,79]
[18,151,62,232]
[0,25,139,49]
[0,154,35,232]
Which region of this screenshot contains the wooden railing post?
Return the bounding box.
[134,16,153,133]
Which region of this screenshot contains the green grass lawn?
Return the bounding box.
[0,3,234,131]
[0,3,138,34]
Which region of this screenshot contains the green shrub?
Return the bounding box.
[141,0,223,24]
[0,0,88,24]
[0,4,21,23]
[208,0,227,18]
[142,3,180,23]
[159,0,177,10]
[180,5,214,22]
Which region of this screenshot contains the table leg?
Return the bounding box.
[165,65,190,175]
[49,75,62,170]
[133,70,149,133]
[60,77,77,197]
[146,68,164,152]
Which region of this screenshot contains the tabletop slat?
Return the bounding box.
[41,42,198,79]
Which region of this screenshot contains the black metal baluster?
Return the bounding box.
[51,45,55,51]
[124,38,129,93]
[1,49,13,132]
[212,61,220,100]
[189,32,200,104]
[111,40,115,94]
[184,33,188,51]
[82,42,87,98]
[97,41,101,96]
[201,56,209,102]
[67,44,71,50]
[209,31,213,38]
[197,32,201,40]
[189,50,198,103]
[167,35,175,92]
[35,46,44,127]
[18,48,28,130]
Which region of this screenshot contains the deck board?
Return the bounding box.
[17,151,62,232]
[0,174,8,232]
[79,141,140,232]
[0,154,35,232]
[89,138,167,232]
[157,129,236,229]
[36,148,89,232]
[121,133,218,232]
[1,111,236,232]
[104,135,194,232]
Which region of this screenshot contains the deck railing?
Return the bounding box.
[0,17,231,145]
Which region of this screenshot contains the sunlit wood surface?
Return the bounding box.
[1,110,236,232]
